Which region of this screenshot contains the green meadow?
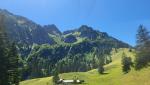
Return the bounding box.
[20,48,150,85]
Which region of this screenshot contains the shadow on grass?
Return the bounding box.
[101,72,109,75]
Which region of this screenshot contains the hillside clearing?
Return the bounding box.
[20,48,150,85]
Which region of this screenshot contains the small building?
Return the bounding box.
[58,79,84,84]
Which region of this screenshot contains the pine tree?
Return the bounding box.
[96,48,105,74]
[52,69,60,84]
[0,14,10,85]
[121,53,132,73]
[8,43,19,85]
[136,25,150,46]
[98,65,104,74]
[0,13,19,85]
[98,55,105,74]
[135,25,150,70]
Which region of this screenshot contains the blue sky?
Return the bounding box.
[0,0,150,46]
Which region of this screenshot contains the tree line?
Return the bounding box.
[0,14,19,85]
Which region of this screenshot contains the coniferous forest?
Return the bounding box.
[0,14,19,85]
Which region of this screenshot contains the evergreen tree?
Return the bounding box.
[98,55,105,74]
[136,25,150,46]
[0,13,19,85]
[98,65,104,74]
[121,53,132,73]
[8,43,19,85]
[96,48,105,74]
[0,14,10,85]
[135,25,150,70]
[52,69,60,85]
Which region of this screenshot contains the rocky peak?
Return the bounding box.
[78,25,93,32]
[43,24,61,35]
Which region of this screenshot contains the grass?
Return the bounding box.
[20,48,150,85]
[20,77,53,85]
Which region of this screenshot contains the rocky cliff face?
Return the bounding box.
[0,9,60,45]
[0,9,131,48]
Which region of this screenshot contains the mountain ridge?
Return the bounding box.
[0,9,131,47]
[0,9,132,80]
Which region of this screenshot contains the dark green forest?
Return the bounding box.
[0,14,19,85]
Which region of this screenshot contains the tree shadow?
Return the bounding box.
[102,72,109,75]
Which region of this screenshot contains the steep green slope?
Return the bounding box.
[21,48,150,85]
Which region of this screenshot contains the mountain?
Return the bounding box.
[0,9,60,45]
[0,9,131,80]
[63,25,129,47]
[43,24,61,36]
[0,9,130,47]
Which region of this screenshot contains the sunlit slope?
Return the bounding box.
[20,48,150,85]
[20,77,53,85]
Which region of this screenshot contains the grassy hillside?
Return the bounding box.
[20,48,150,85]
